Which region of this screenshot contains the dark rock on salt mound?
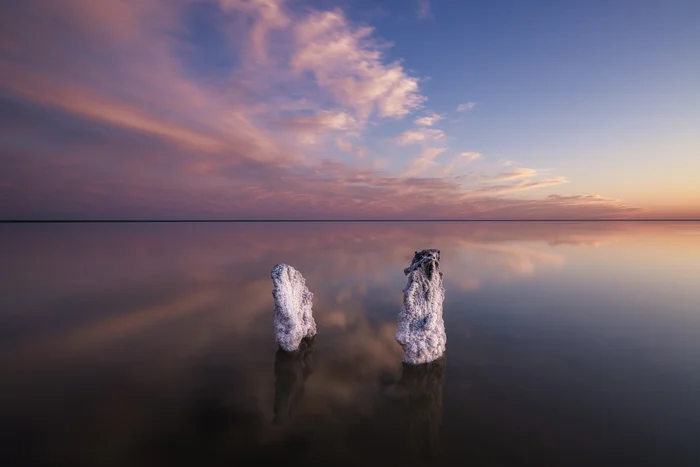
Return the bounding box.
[396,249,446,365]
[271,264,317,352]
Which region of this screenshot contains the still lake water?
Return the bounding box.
[1,221,699,466]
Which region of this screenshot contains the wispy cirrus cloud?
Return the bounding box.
[466,176,570,197]
[394,128,446,145]
[483,168,539,182]
[269,110,360,146]
[547,194,619,204]
[220,0,291,63]
[270,111,358,132]
[457,101,476,112]
[403,147,448,177]
[440,152,482,175]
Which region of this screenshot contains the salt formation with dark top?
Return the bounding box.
[271,264,317,352]
[396,249,446,364]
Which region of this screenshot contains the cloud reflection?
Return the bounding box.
[0,221,634,360]
[0,221,698,465]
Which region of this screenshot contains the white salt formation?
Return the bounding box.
[395,249,446,365]
[271,264,317,352]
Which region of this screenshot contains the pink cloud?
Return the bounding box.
[291,9,425,119]
[440,152,482,175]
[394,128,446,145]
[403,147,448,177]
[220,0,290,63]
[547,194,619,204]
[270,111,357,132]
[414,112,442,126]
[483,168,539,182]
[335,137,354,154]
[0,0,647,220]
[466,176,570,197]
[460,152,482,163]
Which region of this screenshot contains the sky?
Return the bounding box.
[0,0,698,220]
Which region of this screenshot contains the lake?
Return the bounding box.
[1,221,699,466]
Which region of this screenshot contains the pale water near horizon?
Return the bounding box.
[1,221,699,466]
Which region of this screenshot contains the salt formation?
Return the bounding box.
[395,249,446,365]
[271,264,317,352]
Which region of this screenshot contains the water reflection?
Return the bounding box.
[0,221,699,466]
[274,338,316,424]
[0,221,631,363]
[390,357,446,463]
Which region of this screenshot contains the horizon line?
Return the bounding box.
[1,219,698,223]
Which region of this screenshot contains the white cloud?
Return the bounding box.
[291,10,425,120]
[414,112,442,126]
[395,128,445,145]
[457,101,476,112]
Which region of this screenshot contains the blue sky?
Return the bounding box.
[369,0,700,201]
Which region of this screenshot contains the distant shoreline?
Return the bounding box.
[1,219,698,223]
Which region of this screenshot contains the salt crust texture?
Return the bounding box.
[271,264,317,352]
[395,249,447,365]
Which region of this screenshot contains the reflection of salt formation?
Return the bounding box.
[396,249,446,364]
[273,338,315,423]
[396,357,446,462]
[271,264,317,352]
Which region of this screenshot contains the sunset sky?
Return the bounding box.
[1,0,698,220]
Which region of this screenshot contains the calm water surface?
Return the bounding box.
[1,221,699,466]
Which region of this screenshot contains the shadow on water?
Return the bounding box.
[273,337,316,424]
